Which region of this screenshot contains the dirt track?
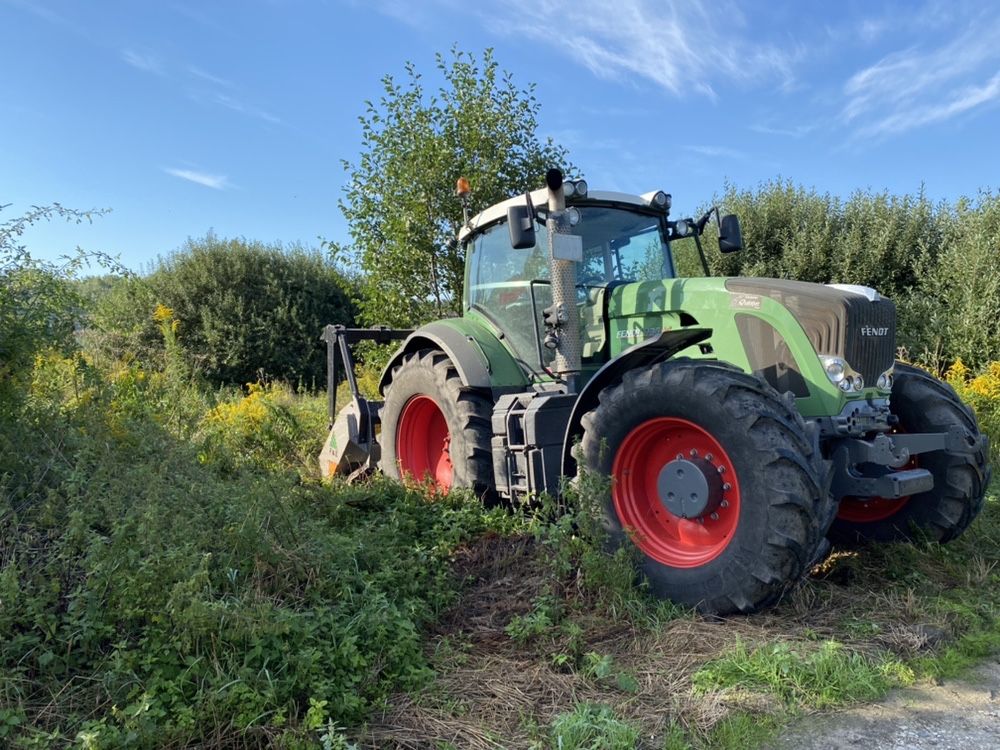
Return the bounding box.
[768,658,1000,750]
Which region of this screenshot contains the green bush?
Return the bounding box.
[708,180,943,302]
[1,229,504,747]
[905,192,1000,368]
[89,233,358,387]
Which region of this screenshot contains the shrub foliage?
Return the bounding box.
[90,233,357,387]
[1,353,504,747]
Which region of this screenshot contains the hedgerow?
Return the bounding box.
[671,182,1000,370]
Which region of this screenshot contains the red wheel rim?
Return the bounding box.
[837,429,914,523]
[612,417,741,568]
[837,495,910,523]
[396,395,453,492]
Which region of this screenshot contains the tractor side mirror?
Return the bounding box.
[508,205,536,249]
[718,214,743,253]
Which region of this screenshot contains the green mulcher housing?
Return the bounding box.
[320,169,991,615]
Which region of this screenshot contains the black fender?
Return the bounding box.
[561,328,712,477]
[380,320,503,394]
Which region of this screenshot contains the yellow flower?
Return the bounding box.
[945,358,969,384]
[153,304,174,322]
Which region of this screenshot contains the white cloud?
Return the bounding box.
[858,18,889,44]
[213,93,281,124]
[453,0,797,99]
[187,66,233,88]
[859,70,1000,137]
[122,49,164,76]
[164,167,230,190]
[843,14,1000,137]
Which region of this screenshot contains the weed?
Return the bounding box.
[693,639,914,709]
[547,704,640,750]
[506,595,562,642]
[580,652,640,694]
[0,348,507,747]
[699,711,782,750]
[660,722,691,750]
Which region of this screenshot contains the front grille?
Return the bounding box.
[726,278,896,388]
[844,298,896,385]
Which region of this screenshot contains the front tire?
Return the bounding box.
[380,349,495,499]
[579,360,831,615]
[829,362,991,544]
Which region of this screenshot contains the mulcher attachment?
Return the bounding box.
[318,325,411,480]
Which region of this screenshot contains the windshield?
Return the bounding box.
[574,205,674,284]
[469,205,673,295]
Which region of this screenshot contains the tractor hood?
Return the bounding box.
[723,278,897,388]
[605,276,897,415]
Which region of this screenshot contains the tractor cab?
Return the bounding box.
[459,182,739,380]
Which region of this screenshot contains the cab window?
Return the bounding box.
[465,205,673,366]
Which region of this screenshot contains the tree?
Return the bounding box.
[341,47,571,327]
[90,233,358,387]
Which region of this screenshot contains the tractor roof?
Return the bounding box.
[458,188,658,242]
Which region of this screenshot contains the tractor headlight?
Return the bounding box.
[574,179,588,198]
[565,207,581,226]
[651,191,670,209]
[822,355,867,393]
[820,356,847,384]
[877,369,894,391]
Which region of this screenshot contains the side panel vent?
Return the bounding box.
[735,314,810,398]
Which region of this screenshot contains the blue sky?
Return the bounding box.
[3,0,1000,272]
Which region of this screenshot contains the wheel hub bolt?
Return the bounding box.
[690,449,698,457]
[720,500,728,508]
[723,482,731,491]
[710,512,719,520]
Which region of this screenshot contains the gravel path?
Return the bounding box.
[767,658,1000,750]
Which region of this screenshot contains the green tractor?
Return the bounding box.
[320,169,990,615]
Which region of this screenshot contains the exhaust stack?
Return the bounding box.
[544,168,582,392]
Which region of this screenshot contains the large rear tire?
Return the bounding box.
[829,362,991,544]
[380,349,495,499]
[579,360,832,615]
